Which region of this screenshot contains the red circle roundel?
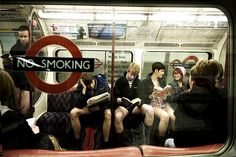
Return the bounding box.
[25,35,82,93]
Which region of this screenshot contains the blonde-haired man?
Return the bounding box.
[114,63,154,146]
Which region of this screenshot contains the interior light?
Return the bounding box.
[38,10,94,20]
[196,15,227,22]
[37,8,227,24]
[95,13,113,20]
[149,13,196,21]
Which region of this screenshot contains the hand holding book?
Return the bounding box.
[152,85,172,100]
[87,92,110,108]
[121,97,141,107]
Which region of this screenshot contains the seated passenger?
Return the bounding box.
[0,68,54,150]
[211,59,225,89]
[167,66,189,110]
[114,63,154,146]
[70,73,112,148]
[140,62,175,146]
[174,59,227,147]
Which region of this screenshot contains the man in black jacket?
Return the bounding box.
[113,63,154,146]
[9,25,33,118]
[174,59,227,147]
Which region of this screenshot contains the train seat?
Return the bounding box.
[121,114,146,146]
[3,146,143,157]
[36,91,104,150]
[37,92,75,138]
[140,143,224,156]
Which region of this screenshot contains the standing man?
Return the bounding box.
[114,63,154,146]
[9,25,33,118]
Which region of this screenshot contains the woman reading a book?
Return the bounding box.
[113,63,154,146]
[140,62,175,146]
[70,73,112,148]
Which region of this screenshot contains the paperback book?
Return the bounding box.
[87,92,110,108]
[121,97,141,107]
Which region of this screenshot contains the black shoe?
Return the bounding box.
[157,137,166,146]
[99,141,110,149]
[67,138,82,150]
[116,132,132,147]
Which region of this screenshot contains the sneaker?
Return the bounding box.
[116,132,131,147]
[164,138,176,148]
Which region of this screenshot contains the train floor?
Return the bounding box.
[54,116,173,150]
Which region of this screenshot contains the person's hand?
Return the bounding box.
[152,91,158,99]
[31,125,40,134]
[117,98,122,104]
[80,79,86,88]
[67,84,78,92]
[80,79,87,94]
[165,85,172,96]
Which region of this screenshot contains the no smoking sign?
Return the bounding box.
[21,35,94,93]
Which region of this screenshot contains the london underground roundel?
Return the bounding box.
[25,35,82,93]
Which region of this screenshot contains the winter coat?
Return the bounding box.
[174,86,227,147]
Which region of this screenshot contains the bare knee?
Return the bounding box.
[70,108,80,120]
[104,109,112,121]
[114,110,124,124]
[160,112,169,122]
[145,105,154,116]
[170,114,176,122]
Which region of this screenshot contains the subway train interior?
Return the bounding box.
[0,0,235,156]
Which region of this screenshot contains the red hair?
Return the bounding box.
[173,68,183,76]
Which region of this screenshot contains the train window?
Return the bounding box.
[142,51,212,82]
[0,32,17,54]
[56,49,133,84]
[32,13,45,40]
[0,40,3,69]
[1,4,234,157]
[31,13,48,104]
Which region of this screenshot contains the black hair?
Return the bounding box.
[81,73,94,86]
[18,25,29,32]
[152,62,165,72]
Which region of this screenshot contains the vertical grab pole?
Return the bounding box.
[110,20,116,103]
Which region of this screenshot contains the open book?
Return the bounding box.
[26,117,36,126]
[161,85,172,96]
[87,92,110,108]
[153,85,172,98]
[121,97,141,107]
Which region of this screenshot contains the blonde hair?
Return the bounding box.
[127,63,140,76]
[190,59,222,91]
[192,59,222,78]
